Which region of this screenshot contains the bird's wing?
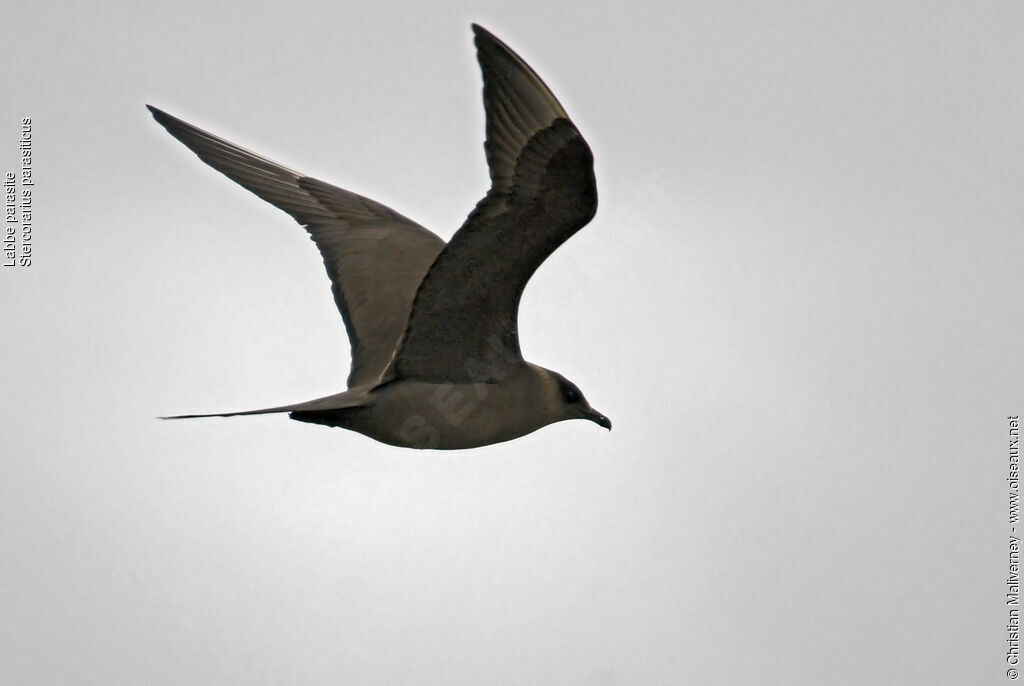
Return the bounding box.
[147,106,446,388]
[390,24,598,382]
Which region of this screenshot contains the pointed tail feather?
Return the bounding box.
[159,388,372,420]
[160,406,294,420]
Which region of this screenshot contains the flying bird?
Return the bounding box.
[150,24,609,449]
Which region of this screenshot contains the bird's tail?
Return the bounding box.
[160,388,371,420]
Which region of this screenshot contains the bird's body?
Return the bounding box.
[151,24,610,449]
[291,363,578,450]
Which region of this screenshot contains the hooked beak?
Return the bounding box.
[582,407,612,431]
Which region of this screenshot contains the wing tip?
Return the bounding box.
[471,23,509,56]
[146,103,171,125]
[146,104,188,135]
[470,23,570,126]
[471,23,516,60]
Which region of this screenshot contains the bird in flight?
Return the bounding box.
[150,24,609,449]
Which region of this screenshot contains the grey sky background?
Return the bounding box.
[2,1,1021,683]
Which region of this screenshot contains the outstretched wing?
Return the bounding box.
[391,24,597,382]
[147,106,446,388]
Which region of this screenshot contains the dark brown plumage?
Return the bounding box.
[151,24,608,448]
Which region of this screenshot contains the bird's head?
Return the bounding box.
[546,370,611,431]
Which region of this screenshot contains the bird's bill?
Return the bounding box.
[582,407,612,430]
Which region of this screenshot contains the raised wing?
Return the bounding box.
[391,24,597,382]
[147,106,445,388]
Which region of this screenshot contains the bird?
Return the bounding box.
[149,24,610,449]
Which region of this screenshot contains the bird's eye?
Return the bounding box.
[555,374,584,404]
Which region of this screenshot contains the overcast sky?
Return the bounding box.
[2,1,1021,684]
